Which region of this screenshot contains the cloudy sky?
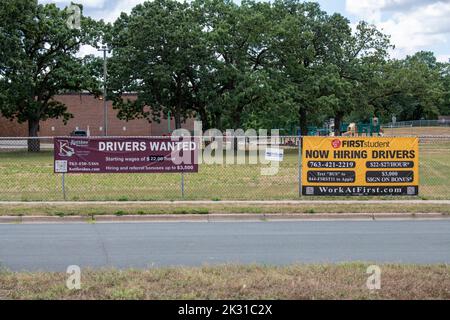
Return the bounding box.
[40,0,450,62]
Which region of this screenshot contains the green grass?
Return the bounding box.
[1,263,449,299]
[0,142,449,200]
[1,202,449,216]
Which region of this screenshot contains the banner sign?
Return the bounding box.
[265,148,284,162]
[54,137,198,174]
[302,137,419,196]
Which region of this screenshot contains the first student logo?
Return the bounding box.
[331,139,341,149]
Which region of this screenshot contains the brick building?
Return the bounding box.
[0,93,195,137]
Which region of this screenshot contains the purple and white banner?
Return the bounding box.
[54,137,198,174]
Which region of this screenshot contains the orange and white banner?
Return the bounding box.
[302,137,419,196]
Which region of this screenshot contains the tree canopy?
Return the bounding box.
[1,0,449,147]
[0,0,102,150]
[106,0,449,135]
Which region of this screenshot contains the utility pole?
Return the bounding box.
[98,45,110,136]
[168,110,171,134]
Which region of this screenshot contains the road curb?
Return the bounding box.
[95,214,208,222]
[21,216,90,223]
[0,213,447,224]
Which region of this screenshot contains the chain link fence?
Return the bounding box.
[382,120,450,136]
[0,136,449,201]
[384,119,450,128]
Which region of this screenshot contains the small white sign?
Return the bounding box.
[265,148,284,162]
[55,160,68,173]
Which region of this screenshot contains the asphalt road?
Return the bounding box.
[1,220,450,271]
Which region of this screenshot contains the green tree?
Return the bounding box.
[269,1,339,135]
[107,0,210,130]
[0,0,101,151]
[369,52,445,122]
[329,21,391,134]
[199,0,279,131]
[441,61,450,116]
[104,0,444,136]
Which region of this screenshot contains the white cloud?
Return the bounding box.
[77,44,102,58]
[40,0,107,8]
[437,54,450,62]
[346,0,384,22]
[39,0,146,23]
[94,0,189,23]
[346,0,450,58]
[346,0,441,21]
[94,0,148,23]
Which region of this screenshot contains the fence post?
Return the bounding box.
[62,173,66,201]
[181,172,185,198]
[298,135,302,197]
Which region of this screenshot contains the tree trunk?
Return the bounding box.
[299,107,308,136]
[232,112,242,152]
[174,104,182,130]
[198,107,210,131]
[334,113,343,136]
[213,113,221,130]
[28,119,40,152]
